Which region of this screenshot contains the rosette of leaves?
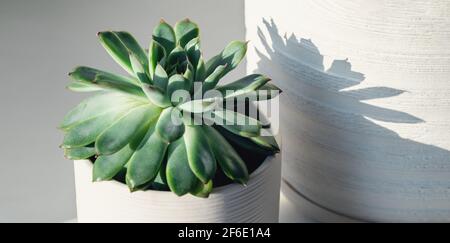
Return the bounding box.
[60,19,281,197]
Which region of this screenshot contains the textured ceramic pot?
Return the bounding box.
[74,154,281,223]
[246,0,450,222]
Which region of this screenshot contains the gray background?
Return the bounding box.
[0,0,245,222]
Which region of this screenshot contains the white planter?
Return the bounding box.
[74,154,281,223]
[246,0,450,222]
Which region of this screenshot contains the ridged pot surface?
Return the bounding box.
[246,0,450,222]
[74,155,281,223]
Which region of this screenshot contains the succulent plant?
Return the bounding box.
[60,19,280,197]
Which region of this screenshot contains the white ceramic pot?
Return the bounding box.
[246,0,450,222]
[74,154,281,223]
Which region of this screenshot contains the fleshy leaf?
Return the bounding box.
[141,84,171,108]
[166,46,187,73]
[183,62,194,82]
[60,92,144,130]
[62,109,128,148]
[66,81,103,92]
[155,107,185,143]
[205,40,247,78]
[203,64,227,92]
[195,57,206,81]
[151,161,169,190]
[167,74,191,99]
[126,125,169,189]
[190,180,213,198]
[130,53,151,84]
[153,64,169,91]
[166,138,197,196]
[215,74,270,99]
[213,109,261,137]
[94,119,152,182]
[202,126,249,184]
[233,82,282,101]
[184,125,216,183]
[249,136,280,152]
[214,125,278,155]
[178,99,217,114]
[93,145,134,181]
[69,66,144,97]
[152,20,176,54]
[96,104,161,155]
[185,37,201,71]
[64,144,96,160]
[175,19,199,48]
[97,31,134,76]
[148,40,167,79]
[114,31,149,75]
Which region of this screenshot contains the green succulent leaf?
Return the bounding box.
[166,138,198,196]
[155,107,185,143]
[202,126,249,184]
[178,99,217,114]
[69,66,138,85]
[153,64,169,91]
[203,64,227,92]
[167,74,191,99]
[183,62,194,82]
[63,109,128,148]
[166,46,187,72]
[93,144,134,181]
[69,66,144,97]
[114,31,149,74]
[195,57,206,81]
[60,92,144,130]
[205,40,247,78]
[126,175,152,192]
[151,161,169,190]
[130,53,151,84]
[96,104,161,155]
[213,109,261,137]
[184,125,216,183]
[141,84,171,108]
[149,40,167,79]
[249,135,280,152]
[64,144,96,160]
[66,81,103,92]
[214,125,278,155]
[185,37,200,50]
[185,37,201,69]
[190,180,213,198]
[175,19,199,48]
[227,83,282,103]
[215,74,271,99]
[126,126,169,190]
[152,20,176,54]
[98,31,134,76]
[234,82,282,101]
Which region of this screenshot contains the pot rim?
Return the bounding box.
[76,153,279,196]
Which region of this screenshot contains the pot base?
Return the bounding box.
[74,155,281,223]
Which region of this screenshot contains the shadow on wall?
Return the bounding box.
[254,19,450,221]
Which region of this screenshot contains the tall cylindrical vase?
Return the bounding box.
[246,0,450,222]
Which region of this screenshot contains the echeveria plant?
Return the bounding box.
[60,19,280,197]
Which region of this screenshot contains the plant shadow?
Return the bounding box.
[254,19,450,221]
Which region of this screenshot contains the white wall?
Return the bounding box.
[0,0,245,222]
